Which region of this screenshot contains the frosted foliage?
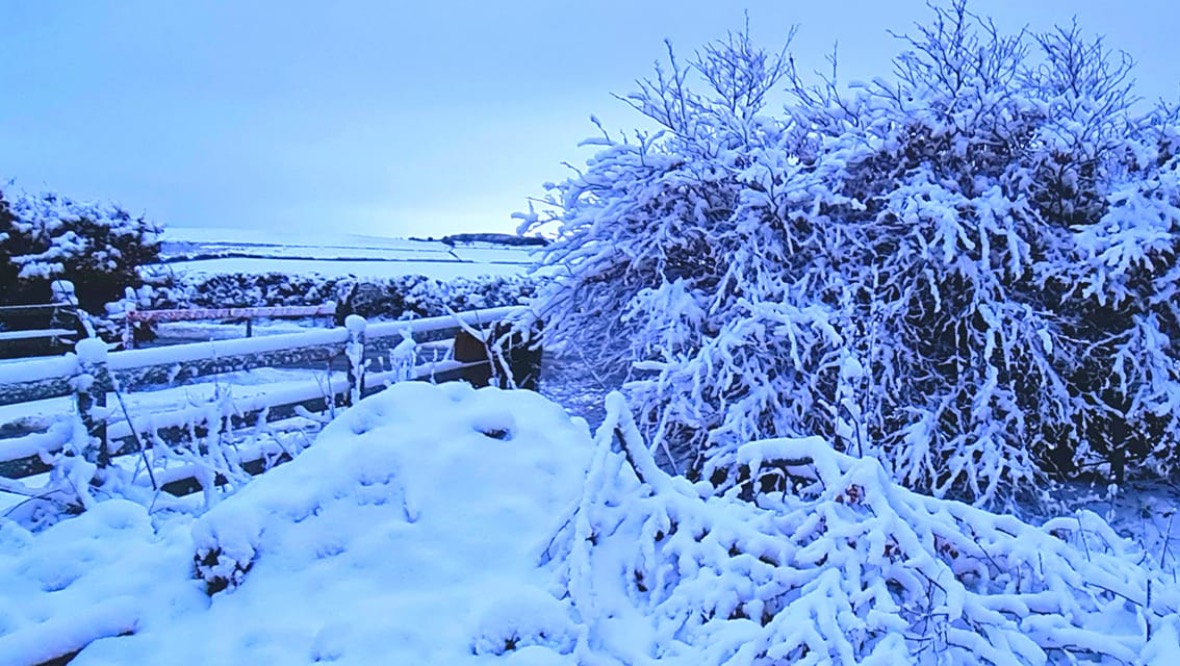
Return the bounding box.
[0,187,161,315]
[5,191,158,279]
[547,394,1180,664]
[522,3,1180,504]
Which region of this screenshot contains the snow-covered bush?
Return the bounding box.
[0,188,162,314]
[523,2,1180,504]
[546,393,1180,663]
[152,272,541,320]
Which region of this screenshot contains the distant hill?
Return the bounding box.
[423,233,549,247]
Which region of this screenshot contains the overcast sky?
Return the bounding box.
[2,1,1177,238]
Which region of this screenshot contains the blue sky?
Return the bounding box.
[2,1,1177,238]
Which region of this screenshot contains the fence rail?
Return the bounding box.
[0,305,539,495]
[0,303,82,359]
[122,304,340,347]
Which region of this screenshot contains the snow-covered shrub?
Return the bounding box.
[547,393,1180,663]
[523,2,1180,504]
[470,588,576,656]
[152,272,540,320]
[0,188,162,314]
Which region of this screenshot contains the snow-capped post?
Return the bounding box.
[121,297,137,350]
[344,314,367,406]
[74,337,111,468]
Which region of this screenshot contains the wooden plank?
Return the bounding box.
[0,329,75,342]
[0,304,71,317]
[159,451,294,497]
[365,306,526,340]
[0,391,348,479]
[108,327,350,373]
[0,376,74,407]
[0,307,520,402]
[127,304,337,324]
[111,343,345,391]
[0,306,526,484]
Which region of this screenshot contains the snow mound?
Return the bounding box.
[152,382,588,664]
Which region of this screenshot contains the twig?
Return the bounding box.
[1160,511,1175,570]
[111,379,157,491]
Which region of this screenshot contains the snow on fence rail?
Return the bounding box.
[0,305,538,495]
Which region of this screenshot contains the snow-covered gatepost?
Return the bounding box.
[344,314,366,407]
[73,338,112,468]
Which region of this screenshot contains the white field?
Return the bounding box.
[158,226,541,279]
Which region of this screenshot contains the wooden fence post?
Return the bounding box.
[122,306,136,350]
[344,314,367,406]
[493,320,543,391]
[454,328,492,387]
[75,338,111,467]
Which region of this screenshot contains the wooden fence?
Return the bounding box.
[0,305,539,496]
[121,304,339,348]
[0,304,82,359]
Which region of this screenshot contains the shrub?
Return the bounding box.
[151,272,540,320]
[522,2,1180,505]
[0,188,162,315]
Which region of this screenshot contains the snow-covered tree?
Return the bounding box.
[0,188,162,315]
[523,2,1180,505]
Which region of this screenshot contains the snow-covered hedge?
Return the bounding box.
[150,272,540,320]
[0,188,161,313]
[547,393,1180,663]
[523,2,1180,505]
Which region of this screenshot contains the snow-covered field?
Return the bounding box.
[3,383,1179,664]
[158,226,540,280]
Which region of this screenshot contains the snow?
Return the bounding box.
[0,383,594,665]
[170,257,531,280]
[157,226,540,280]
[342,313,366,334]
[2,385,1178,664]
[74,338,107,365]
[162,226,436,251]
[6,14,1180,661]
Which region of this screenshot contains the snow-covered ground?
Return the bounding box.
[0,383,592,665]
[158,226,540,279]
[2,383,1179,664]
